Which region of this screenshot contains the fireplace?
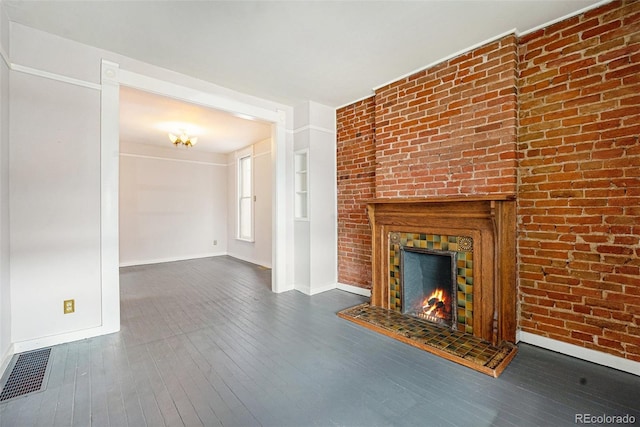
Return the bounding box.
[400,247,457,329]
[338,196,518,377]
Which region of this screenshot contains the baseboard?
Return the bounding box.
[0,343,14,377]
[517,331,640,377]
[295,282,372,297]
[294,282,337,296]
[119,252,227,267]
[225,252,272,269]
[12,323,120,355]
[337,282,372,297]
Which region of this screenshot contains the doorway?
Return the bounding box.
[118,86,273,269]
[99,61,291,334]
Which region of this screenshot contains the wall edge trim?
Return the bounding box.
[11,63,101,90]
[517,331,640,377]
[225,252,272,270]
[0,44,8,68]
[294,281,337,296]
[293,124,335,135]
[120,252,227,268]
[337,282,372,297]
[12,324,120,355]
[334,0,612,113]
[518,0,614,37]
[336,94,375,111]
[119,152,227,167]
[0,343,14,377]
[372,28,518,92]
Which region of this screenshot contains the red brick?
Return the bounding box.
[337,0,639,361]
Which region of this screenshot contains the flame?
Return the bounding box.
[421,288,448,319]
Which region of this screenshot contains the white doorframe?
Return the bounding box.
[100,60,292,325]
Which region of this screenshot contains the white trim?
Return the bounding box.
[293,124,335,135]
[373,28,518,91]
[119,252,227,268]
[228,148,276,166]
[236,146,254,242]
[337,282,371,297]
[519,0,613,37]
[340,1,613,108]
[119,152,226,167]
[235,237,255,243]
[226,251,272,269]
[336,93,375,111]
[235,145,254,159]
[0,343,14,377]
[100,59,121,336]
[113,67,291,294]
[253,149,271,160]
[295,282,337,296]
[272,109,292,293]
[12,325,116,355]
[0,44,8,68]
[118,69,280,122]
[11,63,101,91]
[517,331,640,377]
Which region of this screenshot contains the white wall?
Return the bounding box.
[293,101,337,295]
[227,138,272,267]
[10,71,102,342]
[6,21,294,351]
[0,0,12,370]
[119,142,227,266]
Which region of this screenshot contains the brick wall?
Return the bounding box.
[518,0,640,362]
[336,0,639,361]
[337,97,376,288]
[374,35,518,198]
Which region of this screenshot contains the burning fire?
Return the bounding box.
[421,288,448,320]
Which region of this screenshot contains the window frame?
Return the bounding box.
[236,146,254,242]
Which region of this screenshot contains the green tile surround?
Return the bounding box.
[389,232,474,334]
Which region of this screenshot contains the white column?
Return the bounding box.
[293,101,337,295]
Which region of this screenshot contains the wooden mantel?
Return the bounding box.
[366,195,517,344]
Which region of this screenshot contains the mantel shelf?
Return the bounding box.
[365,194,516,205]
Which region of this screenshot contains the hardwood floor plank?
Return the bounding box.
[1,256,639,427]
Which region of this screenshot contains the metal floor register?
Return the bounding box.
[0,348,52,402]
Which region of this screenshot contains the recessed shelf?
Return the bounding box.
[294,150,309,219]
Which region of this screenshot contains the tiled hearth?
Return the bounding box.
[338,304,517,377]
[339,196,518,377]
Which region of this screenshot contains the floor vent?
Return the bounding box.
[0,348,52,402]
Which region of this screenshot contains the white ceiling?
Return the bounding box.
[119,86,272,153]
[5,0,604,108]
[4,0,605,152]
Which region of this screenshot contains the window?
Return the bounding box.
[237,149,254,241]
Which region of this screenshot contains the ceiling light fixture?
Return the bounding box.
[168,130,198,147]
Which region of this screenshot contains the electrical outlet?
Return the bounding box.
[213,240,217,246]
[63,299,75,314]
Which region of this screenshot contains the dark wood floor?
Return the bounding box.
[1,256,639,426]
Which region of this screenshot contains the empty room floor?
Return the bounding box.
[1,256,639,426]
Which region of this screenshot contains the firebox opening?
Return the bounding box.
[400,247,458,330]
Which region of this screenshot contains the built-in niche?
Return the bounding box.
[294,149,308,220]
